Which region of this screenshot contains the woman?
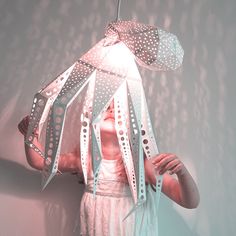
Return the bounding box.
[18,101,200,235]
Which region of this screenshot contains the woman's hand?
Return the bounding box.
[145,153,200,208]
[151,153,187,176]
[18,116,30,137]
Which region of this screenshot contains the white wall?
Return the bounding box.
[0,0,235,235]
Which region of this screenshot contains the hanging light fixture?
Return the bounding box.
[25,0,184,216]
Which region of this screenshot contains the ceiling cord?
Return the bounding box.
[115,0,121,22]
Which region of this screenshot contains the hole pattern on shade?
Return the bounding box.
[105,20,184,71]
[80,39,110,69]
[80,118,89,178]
[43,61,95,178]
[127,86,146,202]
[41,64,73,99]
[92,71,125,122]
[80,76,95,183]
[28,94,46,141]
[26,63,77,164]
[140,97,159,159]
[115,98,137,197]
[57,61,94,101]
[91,126,101,192]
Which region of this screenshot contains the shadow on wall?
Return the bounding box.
[159,196,199,236]
[0,157,84,236]
[0,157,199,236]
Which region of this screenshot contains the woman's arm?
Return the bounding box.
[145,153,200,209]
[25,138,81,172]
[19,116,81,173]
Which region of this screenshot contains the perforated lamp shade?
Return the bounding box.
[25,20,184,208]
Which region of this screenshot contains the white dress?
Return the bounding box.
[79,158,135,236]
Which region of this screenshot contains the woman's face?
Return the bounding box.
[102,100,115,121]
[100,100,116,134]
